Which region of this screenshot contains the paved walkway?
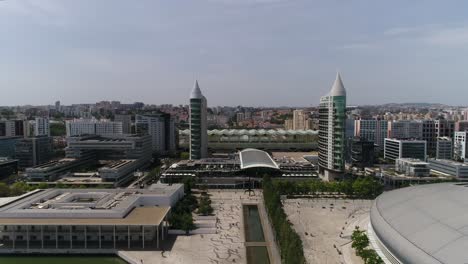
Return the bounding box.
[119,190,282,264]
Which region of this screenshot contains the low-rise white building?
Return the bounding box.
[0,184,184,253]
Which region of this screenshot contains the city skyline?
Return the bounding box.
[2,1,468,106]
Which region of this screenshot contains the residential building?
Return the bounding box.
[454,131,468,161]
[293,109,307,130]
[435,119,455,138]
[384,138,427,162]
[135,113,176,155]
[0,120,25,137]
[66,119,123,137]
[189,80,208,160]
[284,119,294,130]
[236,112,245,123]
[388,120,423,139]
[34,117,50,137]
[15,136,53,168]
[436,137,453,160]
[456,121,468,132]
[318,73,346,181]
[395,158,430,177]
[354,119,388,150]
[114,114,132,134]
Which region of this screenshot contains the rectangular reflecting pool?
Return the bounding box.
[243,204,266,242]
[243,204,270,264]
[246,246,270,264]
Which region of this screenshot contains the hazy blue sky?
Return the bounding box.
[1,0,468,107]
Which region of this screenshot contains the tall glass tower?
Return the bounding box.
[318,73,347,181]
[189,80,208,160]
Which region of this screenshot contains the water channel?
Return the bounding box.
[243,204,271,264]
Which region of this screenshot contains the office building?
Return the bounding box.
[293,109,307,130]
[15,136,53,168]
[135,113,176,155]
[454,131,468,161]
[66,119,123,137]
[395,158,430,177]
[350,138,375,169]
[422,120,437,156]
[384,138,427,162]
[428,159,468,178]
[436,137,453,160]
[34,117,50,137]
[114,114,132,134]
[0,158,18,179]
[0,137,19,158]
[65,135,152,185]
[189,80,208,160]
[0,184,183,253]
[354,119,388,150]
[318,73,346,181]
[345,118,355,138]
[388,120,423,139]
[55,101,60,111]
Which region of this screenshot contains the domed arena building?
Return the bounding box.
[370,183,468,264]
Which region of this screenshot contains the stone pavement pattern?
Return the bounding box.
[283,199,371,264]
[120,191,267,264]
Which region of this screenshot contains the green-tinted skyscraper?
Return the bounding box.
[318,73,347,181]
[189,80,208,160]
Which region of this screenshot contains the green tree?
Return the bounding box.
[0,183,10,197]
[198,196,213,216]
[37,182,49,189]
[180,213,195,235]
[352,177,384,199]
[182,176,195,195]
[10,182,30,196]
[180,152,190,160]
[50,122,66,136]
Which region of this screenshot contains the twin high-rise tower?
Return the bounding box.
[188,74,347,181]
[189,80,208,160]
[318,73,347,181]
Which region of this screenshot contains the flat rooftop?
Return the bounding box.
[0,206,169,226]
[0,184,183,224]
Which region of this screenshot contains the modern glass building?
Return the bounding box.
[318,73,346,181]
[384,138,427,162]
[189,80,208,160]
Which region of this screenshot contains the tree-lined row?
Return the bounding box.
[263,175,306,264]
[273,177,384,199]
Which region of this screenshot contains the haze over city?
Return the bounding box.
[2,0,468,106]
